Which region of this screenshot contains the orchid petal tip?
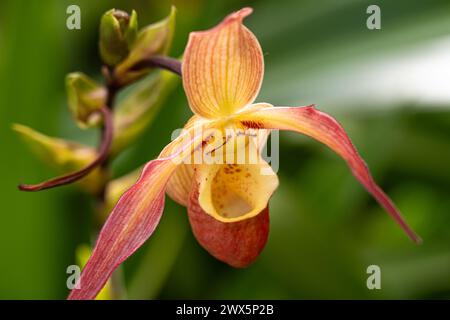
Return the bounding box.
[18,184,34,192]
[223,7,253,25]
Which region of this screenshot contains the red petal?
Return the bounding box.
[188,184,269,268]
[237,105,421,244]
[68,124,214,299]
[68,158,175,300]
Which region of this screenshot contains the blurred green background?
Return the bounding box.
[1,0,450,299]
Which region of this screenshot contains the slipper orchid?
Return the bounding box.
[68,7,420,300]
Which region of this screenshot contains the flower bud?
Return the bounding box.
[115,6,176,84]
[99,9,138,66]
[66,72,106,129]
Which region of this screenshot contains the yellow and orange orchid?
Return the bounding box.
[68,7,420,300]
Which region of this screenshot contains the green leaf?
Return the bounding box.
[111,69,180,155]
[115,6,176,85]
[66,72,106,129]
[13,124,106,194]
[99,9,139,66]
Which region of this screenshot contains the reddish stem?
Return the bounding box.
[18,106,113,192]
[131,55,182,76]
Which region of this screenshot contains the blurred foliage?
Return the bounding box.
[0,0,449,300]
[112,69,180,155]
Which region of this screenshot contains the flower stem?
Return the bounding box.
[131,55,182,76]
[18,106,113,192]
[18,56,181,194]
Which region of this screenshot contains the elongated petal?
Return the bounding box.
[236,105,421,244]
[101,166,142,222]
[75,244,111,300]
[68,158,174,300]
[182,7,264,118]
[188,183,269,267]
[69,128,211,300]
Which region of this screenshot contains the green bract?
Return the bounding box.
[115,6,176,85]
[66,72,106,129]
[13,124,107,194]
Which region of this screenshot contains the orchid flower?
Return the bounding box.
[68,7,420,300]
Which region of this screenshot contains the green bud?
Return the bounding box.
[111,69,179,155]
[66,72,106,129]
[99,9,138,66]
[115,6,176,84]
[13,124,106,194]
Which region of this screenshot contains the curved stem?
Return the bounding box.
[131,55,182,76]
[18,106,113,192]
